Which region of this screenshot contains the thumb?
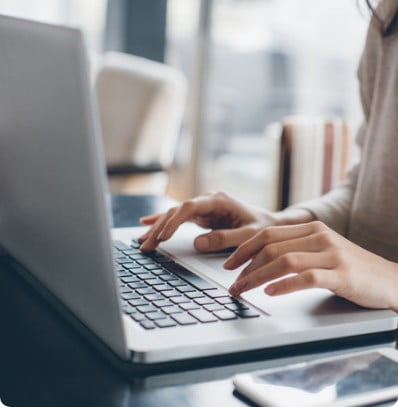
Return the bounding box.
[194,226,255,252]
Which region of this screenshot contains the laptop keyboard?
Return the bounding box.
[113,240,261,330]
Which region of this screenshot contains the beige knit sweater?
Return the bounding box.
[297,1,398,261]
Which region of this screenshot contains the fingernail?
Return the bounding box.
[229,279,247,296]
[265,285,276,295]
[195,237,209,251]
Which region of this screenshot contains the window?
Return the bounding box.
[167,0,368,207]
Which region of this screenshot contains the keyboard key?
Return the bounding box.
[131,313,146,322]
[140,320,156,330]
[189,310,218,323]
[122,292,140,300]
[204,303,225,312]
[215,296,236,305]
[194,297,215,305]
[213,310,238,321]
[162,305,183,315]
[171,314,197,325]
[171,296,190,304]
[129,254,147,260]
[117,257,134,264]
[164,263,216,290]
[119,286,133,294]
[205,288,229,298]
[176,285,196,293]
[117,271,131,278]
[235,309,260,318]
[144,293,164,302]
[132,267,151,275]
[128,281,147,289]
[130,240,140,249]
[167,279,187,287]
[144,264,163,271]
[121,276,140,283]
[225,303,250,312]
[146,311,167,321]
[135,272,153,280]
[136,288,156,296]
[122,304,135,314]
[144,278,162,286]
[155,318,177,328]
[114,241,129,250]
[152,283,171,292]
[179,302,201,311]
[128,299,148,307]
[185,291,205,299]
[151,269,169,276]
[159,274,179,282]
[122,263,140,269]
[162,290,183,298]
[121,249,140,255]
[136,259,154,265]
[137,305,158,313]
[153,299,173,308]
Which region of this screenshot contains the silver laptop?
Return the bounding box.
[0,15,396,369]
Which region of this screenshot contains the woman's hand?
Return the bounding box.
[138,192,311,253]
[225,221,398,310]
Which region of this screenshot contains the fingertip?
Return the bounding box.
[194,236,210,251]
[223,256,235,269]
[265,285,276,295]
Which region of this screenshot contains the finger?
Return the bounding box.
[139,213,163,225]
[137,230,150,244]
[224,221,328,269]
[157,197,225,242]
[265,268,340,296]
[229,251,333,296]
[193,226,255,252]
[140,208,178,251]
[234,233,325,280]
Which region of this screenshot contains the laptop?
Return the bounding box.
[0,15,396,372]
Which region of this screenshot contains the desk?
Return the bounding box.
[0,195,395,407]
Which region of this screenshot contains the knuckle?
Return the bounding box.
[331,249,347,267]
[310,220,327,233]
[317,230,334,246]
[181,200,195,212]
[304,270,320,287]
[246,224,261,236]
[281,253,300,271]
[260,227,273,242]
[263,243,278,260]
[214,191,228,199]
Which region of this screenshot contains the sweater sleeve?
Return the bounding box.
[289,122,366,236]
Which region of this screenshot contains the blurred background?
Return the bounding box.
[0,0,369,209]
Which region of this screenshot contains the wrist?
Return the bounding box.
[273,208,316,226]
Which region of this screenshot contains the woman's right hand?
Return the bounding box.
[138,191,314,253]
[138,192,279,252]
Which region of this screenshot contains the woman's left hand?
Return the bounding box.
[225,221,398,310]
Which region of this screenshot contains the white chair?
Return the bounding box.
[95,52,186,194]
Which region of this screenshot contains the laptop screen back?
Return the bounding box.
[0,16,127,359]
